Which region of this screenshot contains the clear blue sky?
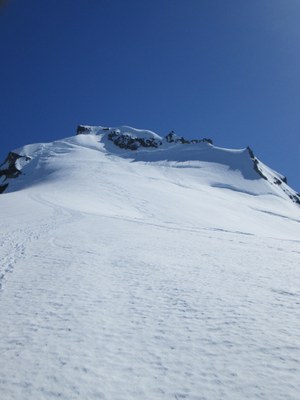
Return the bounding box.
[1,0,300,191]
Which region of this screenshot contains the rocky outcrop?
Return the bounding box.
[165,131,213,145]
[107,130,213,151]
[76,125,214,148]
[76,125,91,135]
[76,125,110,135]
[0,182,8,194]
[246,146,300,205]
[247,146,268,180]
[288,193,300,205]
[0,152,31,194]
[108,130,162,150]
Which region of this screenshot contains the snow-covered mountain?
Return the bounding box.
[0,126,299,400]
[1,125,300,206]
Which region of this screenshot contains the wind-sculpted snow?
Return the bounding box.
[1,125,299,205]
[0,126,300,399]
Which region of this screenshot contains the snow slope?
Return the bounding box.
[0,127,299,399]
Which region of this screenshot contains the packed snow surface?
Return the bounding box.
[0,128,300,399]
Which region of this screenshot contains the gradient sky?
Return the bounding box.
[1,0,300,191]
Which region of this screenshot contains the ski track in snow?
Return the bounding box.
[1,131,300,400]
[0,193,82,291]
[0,192,300,400]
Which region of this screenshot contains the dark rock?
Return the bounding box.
[289,194,300,205]
[203,138,213,145]
[108,129,213,151]
[165,132,177,143]
[76,125,91,135]
[0,183,8,194]
[247,146,255,159]
[274,177,282,185]
[246,147,268,180]
[165,132,189,144]
[253,159,268,180]
[108,131,162,150]
[0,152,23,179]
[191,138,213,145]
[165,131,213,145]
[0,152,31,194]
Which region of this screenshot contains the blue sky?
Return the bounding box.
[1,0,300,191]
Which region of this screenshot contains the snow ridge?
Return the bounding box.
[1,124,299,205]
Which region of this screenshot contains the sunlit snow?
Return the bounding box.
[0,127,299,399]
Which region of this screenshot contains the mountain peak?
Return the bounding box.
[76,124,213,148]
[1,125,299,208]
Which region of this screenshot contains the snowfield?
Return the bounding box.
[0,128,299,399]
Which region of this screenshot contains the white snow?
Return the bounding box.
[0,128,299,399]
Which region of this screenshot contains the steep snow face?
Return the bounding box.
[0,126,300,400]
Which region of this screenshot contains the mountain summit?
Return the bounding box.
[0,126,299,400]
[1,124,299,206]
